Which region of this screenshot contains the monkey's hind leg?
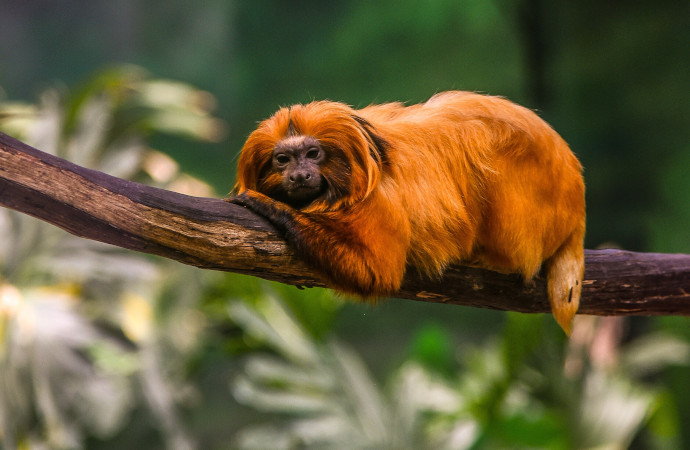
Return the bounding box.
[544,226,585,335]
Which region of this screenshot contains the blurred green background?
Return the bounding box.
[1,1,689,449]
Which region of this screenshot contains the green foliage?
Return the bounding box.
[228,293,690,449]
[648,146,690,253]
[408,323,456,377]
[502,313,549,377]
[0,67,223,449]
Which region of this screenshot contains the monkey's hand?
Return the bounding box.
[226,190,297,235]
[226,190,320,264]
[225,190,409,299]
[225,190,273,210]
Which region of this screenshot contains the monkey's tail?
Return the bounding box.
[545,225,585,336]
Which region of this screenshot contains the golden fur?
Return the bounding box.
[231,91,585,333]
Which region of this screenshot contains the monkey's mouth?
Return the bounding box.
[288,184,322,200]
[285,179,326,208]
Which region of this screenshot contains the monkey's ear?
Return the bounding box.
[352,115,389,165]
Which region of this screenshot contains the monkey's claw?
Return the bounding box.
[225,192,250,206]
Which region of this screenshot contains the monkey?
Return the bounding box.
[227,91,585,334]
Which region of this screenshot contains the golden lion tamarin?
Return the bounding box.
[229,91,585,334]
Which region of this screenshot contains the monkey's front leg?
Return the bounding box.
[227,190,408,298]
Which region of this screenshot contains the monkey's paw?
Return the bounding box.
[225,191,254,207]
[225,190,295,234]
[227,190,276,210]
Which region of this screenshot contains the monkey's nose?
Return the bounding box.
[289,172,311,183]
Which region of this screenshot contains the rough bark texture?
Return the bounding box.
[1,131,689,316]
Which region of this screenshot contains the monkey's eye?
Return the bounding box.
[274,154,290,165]
[306,148,321,160]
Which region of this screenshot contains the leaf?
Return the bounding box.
[576,373,654,449]
[620,333,690,378]
[228,295,320,365]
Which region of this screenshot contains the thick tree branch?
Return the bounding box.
[1,131,688,316]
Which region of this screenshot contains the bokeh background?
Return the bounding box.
[1,1,689,449]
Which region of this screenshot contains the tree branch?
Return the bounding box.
[1,131,688,316]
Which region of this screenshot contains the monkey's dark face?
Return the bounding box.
[272,135,326,208]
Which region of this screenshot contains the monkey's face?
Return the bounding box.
[235,100,386,212]
[271,135,326,208]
